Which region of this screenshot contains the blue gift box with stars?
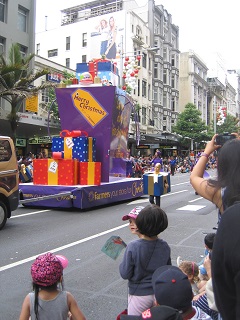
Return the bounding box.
[51,136,96,162]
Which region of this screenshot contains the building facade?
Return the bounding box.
[0,0,78,155]
[0,0,36,113]
[179,51,208,123]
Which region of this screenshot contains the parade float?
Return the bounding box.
[19,58,144,209]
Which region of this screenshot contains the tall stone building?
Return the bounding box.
[179,51,208,123]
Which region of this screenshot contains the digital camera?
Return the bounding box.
[215,133,236,146]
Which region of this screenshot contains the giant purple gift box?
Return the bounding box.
[55,86,132,182]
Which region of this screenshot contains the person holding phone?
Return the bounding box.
[190,133,239,219]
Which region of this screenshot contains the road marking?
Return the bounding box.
[176,205,206,211]
[172,182,190,186]
[0,223,128,272]
[11,209,51,218]
[176,228,202,246]
[189,197,203,203]
[127,190,188,205]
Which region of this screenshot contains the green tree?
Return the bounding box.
[0,43,56,141]
[215,114,239,134]
[172,103,211,150]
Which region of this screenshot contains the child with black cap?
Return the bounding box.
[121,265,213,319]
[151,265,212,319]
[119,204,171,316]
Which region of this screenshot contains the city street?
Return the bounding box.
[0,171,218,320]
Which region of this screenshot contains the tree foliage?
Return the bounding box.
[172,103,211,148]
[215,114,239,134]
[0,43,56,141]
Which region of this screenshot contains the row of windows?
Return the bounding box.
[0,36,27,57]
[0,0,28,32]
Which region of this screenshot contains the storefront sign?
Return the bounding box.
[136,145,150,149]
[161,146,177,149]
[16,138,27,147]
[28,136,52,144]
[18,112,60,129]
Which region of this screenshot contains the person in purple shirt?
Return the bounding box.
[151,150,163,168]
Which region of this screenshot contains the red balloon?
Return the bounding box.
[125,57,129,61]
[122,85,126,90]
[136,55,141,60]
[130,72,135,77]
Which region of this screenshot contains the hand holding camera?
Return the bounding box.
[215,133,237,154]
[215,133,237,146]
[202,133,237,157]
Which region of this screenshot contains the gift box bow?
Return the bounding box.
[60,130,88,138]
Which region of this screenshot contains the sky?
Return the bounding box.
[36,0,240,77]
[154,0,240,73]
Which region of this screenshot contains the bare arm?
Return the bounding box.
[19,295,30,320]
[67,292,86,320]
[204,255,212,279]
[190,134,222,209]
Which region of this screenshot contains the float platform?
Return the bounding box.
[19,177,143,209]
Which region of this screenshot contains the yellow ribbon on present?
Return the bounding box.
[88,137,93,162]
[48,160,58,185]
[88,162,95,185]
[148,175,155,195]
[63,137,73,159]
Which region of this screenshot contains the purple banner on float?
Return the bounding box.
[20,179,143,209]
[74,179,143,209]
[19,185,79,208]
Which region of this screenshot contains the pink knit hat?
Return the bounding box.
[31,252,66,286]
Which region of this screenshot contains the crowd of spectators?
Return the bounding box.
[17,152,48,183]
[17,150,217,183]
[126,152,217,178]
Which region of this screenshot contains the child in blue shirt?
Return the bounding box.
[119,204,171,316]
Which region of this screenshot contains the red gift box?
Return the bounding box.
[33,159,79,185]
[58,159,79,185]
[79,162,101,185]
[33,159,49,185]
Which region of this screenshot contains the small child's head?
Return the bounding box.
[122,206,144,235]
[31,252,67,288]
[136,204,168,238]
[178,261,199,283]
[204,233,215,252]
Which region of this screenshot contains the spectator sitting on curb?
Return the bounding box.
[151,265,212,319]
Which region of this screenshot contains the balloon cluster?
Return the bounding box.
[122,55,141,91]
[217,105,227,126]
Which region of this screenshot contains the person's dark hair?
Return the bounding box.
[208,139,240,208]
[136,204,168,237]
[204,233,215,250]
[32,281,64,320]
